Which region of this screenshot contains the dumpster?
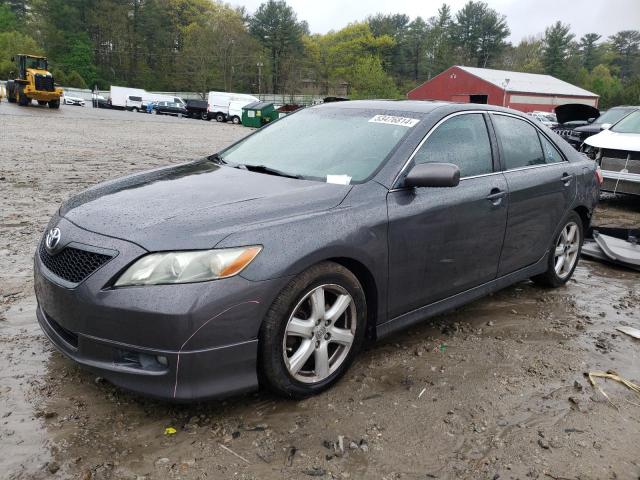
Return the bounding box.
[241,101,277,128]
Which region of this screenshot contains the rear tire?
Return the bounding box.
[48,99,60,109]
[18,90,30,106]
[532,211,583,288]
[7,80,16,103]
[201,111,208,120]
[259,262,367,399]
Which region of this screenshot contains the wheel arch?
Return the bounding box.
[573,205,591,235]
[315,256,379,341]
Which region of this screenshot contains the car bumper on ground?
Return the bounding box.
[601,170,640,196]
[33,217,288,401]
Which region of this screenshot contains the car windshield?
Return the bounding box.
[219,107,419,183]
[596,108,634,125]
[611,110,640,134]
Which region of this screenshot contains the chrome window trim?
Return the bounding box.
[391,110,493,188]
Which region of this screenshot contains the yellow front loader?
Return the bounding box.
[6,54,63,108]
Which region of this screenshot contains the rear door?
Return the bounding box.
[490,113,576,276]
[387,112,508,318]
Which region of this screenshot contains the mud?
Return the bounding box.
[1,103,639,480]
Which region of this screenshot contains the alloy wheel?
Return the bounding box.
[554,221,580,279]
[282,284,356,384]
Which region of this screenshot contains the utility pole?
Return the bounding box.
[257,62,264,95]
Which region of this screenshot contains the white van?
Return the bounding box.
[208,91,259,122]
[228,99,257,124]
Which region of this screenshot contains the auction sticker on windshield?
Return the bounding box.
[369,115,419,127]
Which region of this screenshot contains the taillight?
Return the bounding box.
[595,167,604,185]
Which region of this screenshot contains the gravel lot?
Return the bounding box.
[1,102,639,480]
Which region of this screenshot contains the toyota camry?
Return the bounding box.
[34,100,600,400]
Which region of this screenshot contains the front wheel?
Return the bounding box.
[259,262,366,399]
[532,212,583,288]
[48,99,60,109]
[232,116,241,125]
[215,113,225,122]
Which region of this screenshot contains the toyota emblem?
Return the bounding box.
[45,227,62,253]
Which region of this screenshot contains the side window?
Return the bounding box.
[539,134,564,164]
[492,115,545,169]
[413,113,493,177]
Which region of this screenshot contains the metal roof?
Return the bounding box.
[457,66,598,97]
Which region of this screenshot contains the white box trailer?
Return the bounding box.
[208,91,259,122]
[110,86,146,110]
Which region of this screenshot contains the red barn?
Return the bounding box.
[407,66,599,113]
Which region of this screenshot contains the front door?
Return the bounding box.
[489,113,576,276]
[387,112,508,319]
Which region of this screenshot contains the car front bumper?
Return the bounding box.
[33,216,289,400]
[601,170,640,196]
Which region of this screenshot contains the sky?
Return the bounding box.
[236,0,640,43]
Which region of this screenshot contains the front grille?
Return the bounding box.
[39,243,113,284]
[34,74,55,92]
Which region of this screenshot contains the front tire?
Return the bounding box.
[259,262,367,399]
[215,113,225,122]
[532,212,583,288]
[232,116,241,125]
[48,99,60,109]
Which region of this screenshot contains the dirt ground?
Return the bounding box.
[1,102,639,480]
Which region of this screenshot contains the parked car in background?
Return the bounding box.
[126,95,143,112]
[34,100,600,401]
[151,100,188,117]
[227,99,256,124]
[552,104,599,147]
[63,95,85,107]
[582,109,640,196]
[527,111,558,128]
[186,99,210,120]
[569,106,639,149]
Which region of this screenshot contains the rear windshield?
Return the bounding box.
[220,107,420,183]
[611,110,640,134]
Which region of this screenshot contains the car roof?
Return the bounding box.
[314,99,527,117]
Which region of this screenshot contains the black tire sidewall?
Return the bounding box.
[259,262,367,398]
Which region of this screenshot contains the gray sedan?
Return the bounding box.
[34,101,600,400]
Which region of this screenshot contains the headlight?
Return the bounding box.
[114,246,262,286]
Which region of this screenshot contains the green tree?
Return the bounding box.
[0,30,41,78]
[542,21,575,79]
[609,30,640,80]
[65,70,87,88]
[61,35,96,86]
[579,33,601,71]
[454,1,509,68]
[349,56,398,99]
[425,4,455,77]
[404,17,430,81]
[0,3,17,31]
[502,37,544,73]
[249,0,305,93]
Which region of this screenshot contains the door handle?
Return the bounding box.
[486,188,506,205]
[561,173,572,185]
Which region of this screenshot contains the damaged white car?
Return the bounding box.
[582,110,640,196]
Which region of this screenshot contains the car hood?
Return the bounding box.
[555,104,600,124]
[584,129,640,152]
[60,159,351,251]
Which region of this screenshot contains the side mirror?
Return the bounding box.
[600,123,612,130]
[404,163,460,188]
[587,117,595,124]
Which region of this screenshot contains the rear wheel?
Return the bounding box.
[259,262,366,399]
[6,80,16,102]
[18,90,30,106]
[532,212,583,288]
[201,111,208,120]
[48,99,60,109]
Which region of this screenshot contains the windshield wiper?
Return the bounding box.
[208,153,227,165]
[235,164,302,179]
